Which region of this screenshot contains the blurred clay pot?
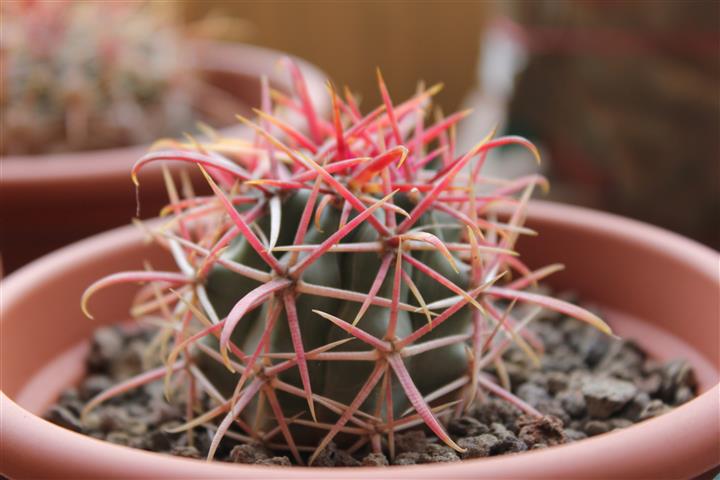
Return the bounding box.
[1,201,718,479]
[0,41,330,274]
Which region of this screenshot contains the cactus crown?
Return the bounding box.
[82,61,611,465]
[1,1,195,155]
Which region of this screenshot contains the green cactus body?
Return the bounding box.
[323,217,413,418]
[410,248,472,394]
[265,204,343,419]
[202,191,310,393]
[203,194,469,437]
[408,209,473,394]
[206,192,308,321]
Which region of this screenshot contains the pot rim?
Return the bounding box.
[1,200,718,478]
[0,40,330,187]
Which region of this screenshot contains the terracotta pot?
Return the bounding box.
[1,201,718,479]
[0,41,330,274]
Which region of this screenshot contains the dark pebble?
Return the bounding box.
[546,372,569,394]
[568,420,584,431]
[609,418,633,430]
[106,431,145,449]
[361,452,389,466]
[638,372,663,396]
[418,443,459,463]
[564,429,587,442]
[660,360,696,405]
[170,445,201,458]
[638,400,673,421]
[147,429,173,451]
[472,398,522,431]
[674,386,694,405]
[259,457,292,466]
[57,388,83,415]
[87,327,124,373]
[516,382,552,408]
[516,415,566,448]
[490,423,527,454]
[229,443,272,464]
[45,405,83,433]
[556,389,587,419]
[575,324,611,367]
[393,452,420,465]
[506,360,532,386]
[313,442,360,467]
[97,406,129,433]
[541,345,586,373]
[394,430,427,454]
[536,399,571,426]
[112,340,146,379]
[531,322,565,351]
[79,375,113,401]
[457,434,500,459]
[527,372,549,388]
[448,416,489,437]
[596,341,645,381]
[584,420,610,436]
[621,391,650,421]
[582,377,637,418]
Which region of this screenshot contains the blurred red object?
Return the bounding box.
[503,3,719,248]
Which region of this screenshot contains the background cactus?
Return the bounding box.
[82,63,611,465]
[1,1,233,156]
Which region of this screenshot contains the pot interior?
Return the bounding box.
[2,203,718,415]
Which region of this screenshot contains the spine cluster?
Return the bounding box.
[83,63,610,464]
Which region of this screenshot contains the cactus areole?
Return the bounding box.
[82,63,612,465]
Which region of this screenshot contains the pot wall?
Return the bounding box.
[1,201,718,478]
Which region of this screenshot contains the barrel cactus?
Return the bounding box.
[82,63,611,464]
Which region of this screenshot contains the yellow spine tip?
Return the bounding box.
[531,145,542,165]
[396,147,409,168]
[221,347,236,373]
[81,293,94,320]
[308,401,317,423]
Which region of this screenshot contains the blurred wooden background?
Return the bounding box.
[182,1,491,112]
